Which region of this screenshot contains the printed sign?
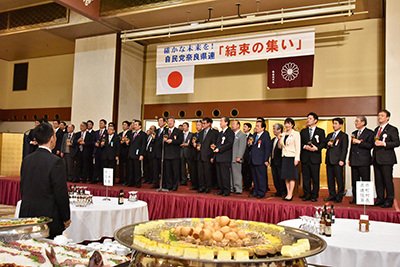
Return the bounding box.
[103,168,114,187]
[356,181,374,205]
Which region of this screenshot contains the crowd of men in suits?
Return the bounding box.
[25,109,400,208]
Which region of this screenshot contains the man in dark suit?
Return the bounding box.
[180,122,195,186]
[60,124,76,182]
[24,119,41,158]
[271,123,287,197]
[20,122,71,239]
[190,120,203,190]
[126,120,147,188]
[256,117,270,192]
[242,123,253,191]
[324,118,349,203]
[52,120,64,156]
[72,122,95,183]
[349,116,375,204]
[249,120,272,199]
[143,125,156,184]
[372,109,400,208]
[92,119,108,184]
[213,117,234,196]
[300,112,326,202]
[118,121,131,185]
[100,123,120,184]
[151,117,167,189]
[60,121,67,134]
[196,117,219,193]
[163,116,184,191]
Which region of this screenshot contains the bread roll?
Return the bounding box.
[219,216,230,227]
[174,226,183,236]
[212,231,223,242]
[181,226,193,237]
[199,229,212,241]
[220,226,232,235]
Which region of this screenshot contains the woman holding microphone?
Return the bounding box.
[278,118,301,201]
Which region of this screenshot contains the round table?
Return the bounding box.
[64,196,149,243]
[278,218,400,267]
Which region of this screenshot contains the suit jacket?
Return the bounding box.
[20,148,70,237]
[72,131,95,158]
[271,137,282,166]
[197,128,219,162]
[118,130,130,159]
[325,131,349,165]
[192,132,201,161]
[181,132,196,160]
[243,133,253,162]
[52,128,64,154]
[164,127,184,160]
[127,130,147,159]
[373,124,400,165]
[101,134,120,160]
[232,130,246,162]
[349,128,374,167]
[249,131,272,165]
[27,129,38,155]
[145,134,156,159]
[93,129,108,155]
[60,132,76,155]
[215,127,234,163]
[300,127,326,164]
[152,127,167,159]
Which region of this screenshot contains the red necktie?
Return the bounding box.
[377,126,382,137]
[169,129,172,137]
[133,132,137,140]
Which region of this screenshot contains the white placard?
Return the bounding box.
[103,168,114,186]
[356,181,374,205]
[157,28,315,68]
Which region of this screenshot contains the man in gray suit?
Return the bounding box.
[60,124,76,182]
[231,120,246,194]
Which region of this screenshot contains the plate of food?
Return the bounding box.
[0,217,52,231]
[114,216,326,264]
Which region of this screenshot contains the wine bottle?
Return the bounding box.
[330,203,335,224]
[118,189,124,205]
[325,213,332,237]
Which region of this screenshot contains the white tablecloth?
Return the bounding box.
[278,218,400,267]
[15,197,149,243]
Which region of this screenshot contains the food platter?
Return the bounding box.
[114,218,326,265]
[0,217,52,244]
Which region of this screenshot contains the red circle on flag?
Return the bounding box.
[167,71,183,88]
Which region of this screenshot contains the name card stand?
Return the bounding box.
[356,181,374,233]
[103,168,114,201]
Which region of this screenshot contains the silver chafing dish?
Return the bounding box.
[0,217,52,244]
[114,218,327,267]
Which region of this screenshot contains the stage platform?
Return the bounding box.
[1,176,399,224]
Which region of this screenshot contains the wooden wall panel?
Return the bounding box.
[143,96,381,119]
[0,108,71,122]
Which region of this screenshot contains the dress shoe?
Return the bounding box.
[214,191,223,195]
[311,198,318,202]
[349,200,356,204]
[222,193,230,197]
[324,196,336,202]
[197,188,205,193]
[381,203,393,208]
[271,192,282,197]
[283,196,293,201]
[190,187,198,190]
[257,195,265,199]
[334,197,342,203]
[150,184,159,189]
[298,195,305,199]
[136,185,141,189]
[204,188,211,194]
[302,196,311,201]
[171,187,178,191]
[374,201,384,206]
[249,194,258,198]
[180,183,187,186]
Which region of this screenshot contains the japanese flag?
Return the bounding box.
[156,65,194,95]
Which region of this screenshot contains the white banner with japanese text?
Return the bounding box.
[156,28,314,68]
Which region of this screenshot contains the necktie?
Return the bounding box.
[357,130,361,139]
[133,132,138,140]
[377,126,382,137]
[332,132,337,140]
[158,128,162,137]
[255,134,259,144]
[272,138,278,159]
[169,129,172,137]
[68,133,71,140]
[309,128,313,141]
[203,130,208,141]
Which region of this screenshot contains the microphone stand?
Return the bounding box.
[157,134,169,192]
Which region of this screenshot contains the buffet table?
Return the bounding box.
[278,218,400,267]
[15,197,149,243]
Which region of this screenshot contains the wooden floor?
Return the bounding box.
[0,205,16,218]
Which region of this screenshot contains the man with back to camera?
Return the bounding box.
[20,122,71,239]
[372,109,400,208]
[348,116,374,204]
[324,118,349,203]
[300,112,326,202]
